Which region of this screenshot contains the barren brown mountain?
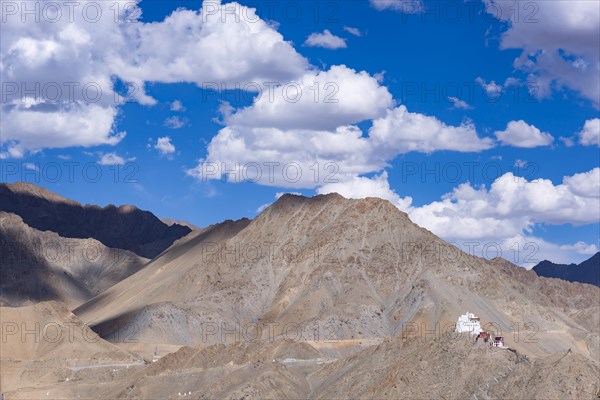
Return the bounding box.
[1,192,599,399]
[76,194,599,357]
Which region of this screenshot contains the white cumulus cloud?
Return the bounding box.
[170,100,186,112]
[370,0,423,13]
[485,0,600,107]
[228,65,394,131]
[577,118,600,146]
[304,30,347,49]
[495,120,554,148]
[563,167,600,198]
[98,152,134,165]
[155,137,176,157]
[191,95,494,188]
[560,241,599,255]
[369,106,494,156]
[0,0,309,156]
[164,116,188,129]
[475,77,503,98]
[409,168,600,241]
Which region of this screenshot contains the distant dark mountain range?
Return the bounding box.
[0,182,191,258]
[533,252,600,287]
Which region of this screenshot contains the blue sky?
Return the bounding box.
[1,0,599,266]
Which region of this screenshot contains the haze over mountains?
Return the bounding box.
[1,183,599,399]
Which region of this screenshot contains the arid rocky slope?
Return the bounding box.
[2,193,599,399]
[0,182,191,258]
[3,326,598,399]
[0,301,143,397]
[76,194,600,360]
[0,211,148,307]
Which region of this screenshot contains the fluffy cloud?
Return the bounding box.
[494,120,554,148]
[23,163,39,172]
[187,66,397,188]
[563,167,600,198]
[164,116,188,129]
[1,1,143,156]
[405,168,599,266]
[560,241,599,255]
[126,4,308,86]
[193,98,494,188]
[304,30,347,49]
[409,168,599,241]
[560,136,575,147]
[0,0,309,156]
[1,104,124,155]
[485,0,600,106]
[98,152,133,165]
[514,159,527,168]
[370,0,423,13]
[0,145,25,160]
[188,124,380,188]
[155,137,176,157]
[228,65,394,131]
[170,100,186,112]
[368,106,494,156]
[577,118,600,146]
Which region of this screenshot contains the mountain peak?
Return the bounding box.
[269,192,403,216]
[276,192,344,204]
[2,181,79,206]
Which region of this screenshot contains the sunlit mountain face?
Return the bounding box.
[1,1,599,398]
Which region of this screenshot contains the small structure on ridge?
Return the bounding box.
[455,311,483,335]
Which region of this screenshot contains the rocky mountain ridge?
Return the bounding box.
[533,252,600,287]
[0,182,191,258]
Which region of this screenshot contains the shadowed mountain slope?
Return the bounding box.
[0,211,148,308]
[533,252,600,287]
[0,182,191,258]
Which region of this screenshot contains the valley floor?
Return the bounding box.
[2,331,598,400]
